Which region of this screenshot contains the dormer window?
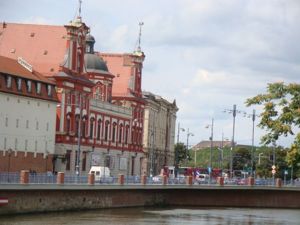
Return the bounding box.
[36,82,41,94]
[17,78,22,91]
[47,85,52,96]
[26,80,32,92]
[5,75,12,88]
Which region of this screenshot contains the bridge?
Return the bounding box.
[0,171,300,215]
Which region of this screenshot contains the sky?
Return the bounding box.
[1,0,299,147]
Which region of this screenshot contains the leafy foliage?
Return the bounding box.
[174,143,190,166]
[246,82,300,178]
[246,82,300,146]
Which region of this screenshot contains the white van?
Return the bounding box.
[89,166,113,183]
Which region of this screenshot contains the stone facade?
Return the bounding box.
[142,91,178,176]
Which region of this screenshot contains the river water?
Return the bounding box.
[1,207,300,225]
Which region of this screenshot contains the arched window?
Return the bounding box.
[119,124,123,143]
[104,121,110,141]
[89,118,95,139]
[131,128,135,144]
[75,115,80,137]
[125,125,129,144]
[112,122,117,142]
[82,117,87,137]
[66,114,71,134]
[97,119,102,140]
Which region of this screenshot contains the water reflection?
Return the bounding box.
[1,207,300,225]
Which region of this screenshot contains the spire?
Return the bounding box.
[78,0,82,18]
[137,22,144,52]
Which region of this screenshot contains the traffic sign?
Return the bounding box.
[272,169,276,174]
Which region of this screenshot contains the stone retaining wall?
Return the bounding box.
[0,185,300,215]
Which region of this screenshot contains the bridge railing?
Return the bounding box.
[1,172,299,187]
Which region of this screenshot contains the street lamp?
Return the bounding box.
[7,148,13,182]
[205,118,214,183]
[224,104,238,178]
[242,109,257,177]
[176,123,185,168]
[57,94,83,177]
[186,128,194,166]
[177,123,185,144]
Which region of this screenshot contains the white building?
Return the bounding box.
[0,56,58,173]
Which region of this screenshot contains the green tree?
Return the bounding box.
[233,147,251,171]
[174,143,190,166]
[246,82,300,177]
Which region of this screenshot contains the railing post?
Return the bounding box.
[20,170,29,184]
[186,176,193,185]
[163,175,168,185]
[248,177,254,186]
[141,175,147,185]
[56,172,65,185]
[118,174,124,185]
[217,177,224,186]
[276,178,282,188]
[88,173,95,185]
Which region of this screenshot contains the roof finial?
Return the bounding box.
[78,0,82,18]
[137,22,144,52]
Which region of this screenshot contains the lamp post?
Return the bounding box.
[186,128,194,166]
[205,118,214,183]
[7,148,12,182]
[176,123,185,167]
[224,104,237,178]
[242,109,257,177]
[56,93,84,178]
[75,95,83,177]
[177,123,185,144]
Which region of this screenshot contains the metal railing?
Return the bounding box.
[0,172,299,187]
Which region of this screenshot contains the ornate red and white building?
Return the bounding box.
[0,16,145,176]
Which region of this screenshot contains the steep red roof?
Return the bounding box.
[99,53,133,96]
[0,55,54,84]
[0,22,67,77]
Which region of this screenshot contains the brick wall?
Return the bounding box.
[0,151,53,173]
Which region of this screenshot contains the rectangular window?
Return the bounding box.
[15,138,18,150]
[105,155,111,168]
[4,137,7,150]
[26,80,32,92]
[66,150,71,171]
[16,119,19,128]
[36,121,39,130]
[46,122,49,131]
[17,78,22,91]
[75,151,78,170]
[6,75,12,88]
[5,117,8,127]
[36,82,41,94]
[35,140,38,151]
[26,120,29,129]
[82,152,87,171]
[25,140,28,151]
[47,85,52,96]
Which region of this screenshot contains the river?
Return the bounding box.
[1,207,300,225]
